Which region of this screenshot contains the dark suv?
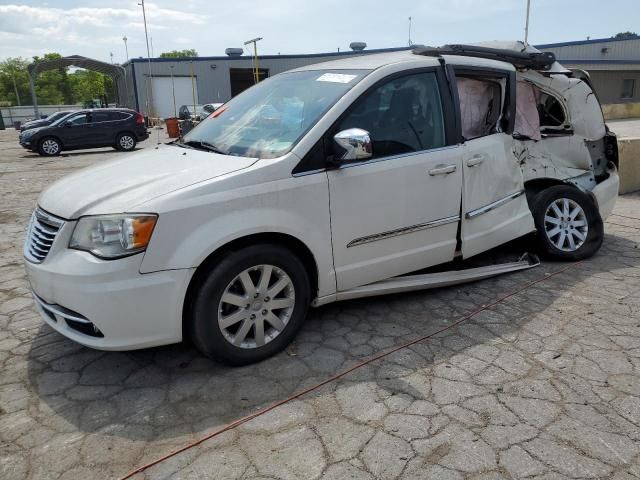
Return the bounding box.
[19,108,149,156]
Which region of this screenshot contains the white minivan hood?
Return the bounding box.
[38,144,258,219]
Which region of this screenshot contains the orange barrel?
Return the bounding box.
[165,117,180,138]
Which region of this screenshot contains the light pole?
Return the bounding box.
[170,65,177,119]
[110,52,114,64]
[3,71,21,106]
[244,37,263,84]
[524,0,531,45]
[138,0,154,120]
[123,35,129,61]
[408,16,412,47]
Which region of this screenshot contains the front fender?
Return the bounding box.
[139,171,336,297]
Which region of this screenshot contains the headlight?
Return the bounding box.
[69,214,158,259]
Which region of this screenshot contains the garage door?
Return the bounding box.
[151,76,198,119]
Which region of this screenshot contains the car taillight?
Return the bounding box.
[135,113,145,125]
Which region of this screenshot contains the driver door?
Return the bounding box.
[61,112,91,147]
[327,70,462,291]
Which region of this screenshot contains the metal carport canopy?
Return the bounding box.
[27,55,127,117]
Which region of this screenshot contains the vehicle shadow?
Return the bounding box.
[25,231,640,444]
[19,148,142,159]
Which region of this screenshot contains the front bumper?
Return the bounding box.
[25,228,194,350]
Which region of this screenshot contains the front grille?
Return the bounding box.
[24,208,64,263]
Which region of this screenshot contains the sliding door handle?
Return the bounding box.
[466,155,486,167]
[428,164,457,176]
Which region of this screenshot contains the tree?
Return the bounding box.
[159,49,198,58]
[0,52,118,106]
[614,31,638,39]
[0,57,30,106]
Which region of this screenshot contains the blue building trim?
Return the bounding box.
[559,59,640,65]
[535,36,640,49]
[124,47,413,65]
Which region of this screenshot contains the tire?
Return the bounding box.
[532,185,603,261]
[38,137,61,156]
[189,244,311,365]
[116,132,137,152]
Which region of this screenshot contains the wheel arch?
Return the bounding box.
[181,232,319,337]
[116,130,137,143]
[524,177,573,209]
[38,135,64,150]
[524,177,600,211]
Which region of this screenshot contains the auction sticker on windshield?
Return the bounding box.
[316,73,358,83]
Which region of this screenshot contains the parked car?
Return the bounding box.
[24,43,619,365]
[178,103,223,121]
[20,110,75,132]
[19,108,149,156]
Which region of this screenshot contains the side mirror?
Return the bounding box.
[333,128,372,164]
[65,121,73,127]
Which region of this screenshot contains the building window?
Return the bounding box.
[621,79,635,99]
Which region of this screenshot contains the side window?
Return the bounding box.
[337,72,446,159]
[67,114,88,125]
[538,91,566,128]
[456,76,504,140]
[110,112,130,121]
[92,112,111,123]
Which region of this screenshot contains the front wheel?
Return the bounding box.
[38,137,61,156]
[189,244,310,365]
[533,185,603,261]
[116,133,137,151]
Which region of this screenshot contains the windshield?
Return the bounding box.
[46,111,67,122]
[50,111,76,126]
[182,69,368,158]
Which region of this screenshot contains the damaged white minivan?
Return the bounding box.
[24,43,619,364]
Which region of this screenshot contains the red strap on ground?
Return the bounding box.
[120,261,578,480]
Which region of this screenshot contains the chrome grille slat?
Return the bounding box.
[24,208,64,264]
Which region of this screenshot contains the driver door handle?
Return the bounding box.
[428,164,457,176]
[466,155,486,167]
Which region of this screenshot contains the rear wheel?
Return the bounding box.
[533,185,603,261]
[38,137,61,156]
[189,244,310,365]
[116,132,136,151]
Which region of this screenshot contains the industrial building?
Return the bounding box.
[537,36,640,105]
[116,36,640,120]
[115,46,411,119]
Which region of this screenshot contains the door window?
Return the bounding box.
[337,72,446,159]
[66,113,88,125]
[456,76,503,140]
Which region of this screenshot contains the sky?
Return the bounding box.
[0,0,638,63]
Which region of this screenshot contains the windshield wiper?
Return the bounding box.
[184,140,228,155]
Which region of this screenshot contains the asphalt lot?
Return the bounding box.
[1,126,640,480]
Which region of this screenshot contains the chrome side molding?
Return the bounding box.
[347,215,460,248]
[465,190,525,219]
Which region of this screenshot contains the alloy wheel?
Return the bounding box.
[42,139,59,155]
[218,264,295,349]
[120,135,135,150]
[543,197,588,252]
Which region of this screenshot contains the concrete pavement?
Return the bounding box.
[1,128,639,479]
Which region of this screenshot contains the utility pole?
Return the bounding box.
[123,35,129,61]
[408,16,412,47]
[138,0,154,120]
[524,0,531,45]
[9,71,20,106]
[244,37,263,84]
[110,52,114,64]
